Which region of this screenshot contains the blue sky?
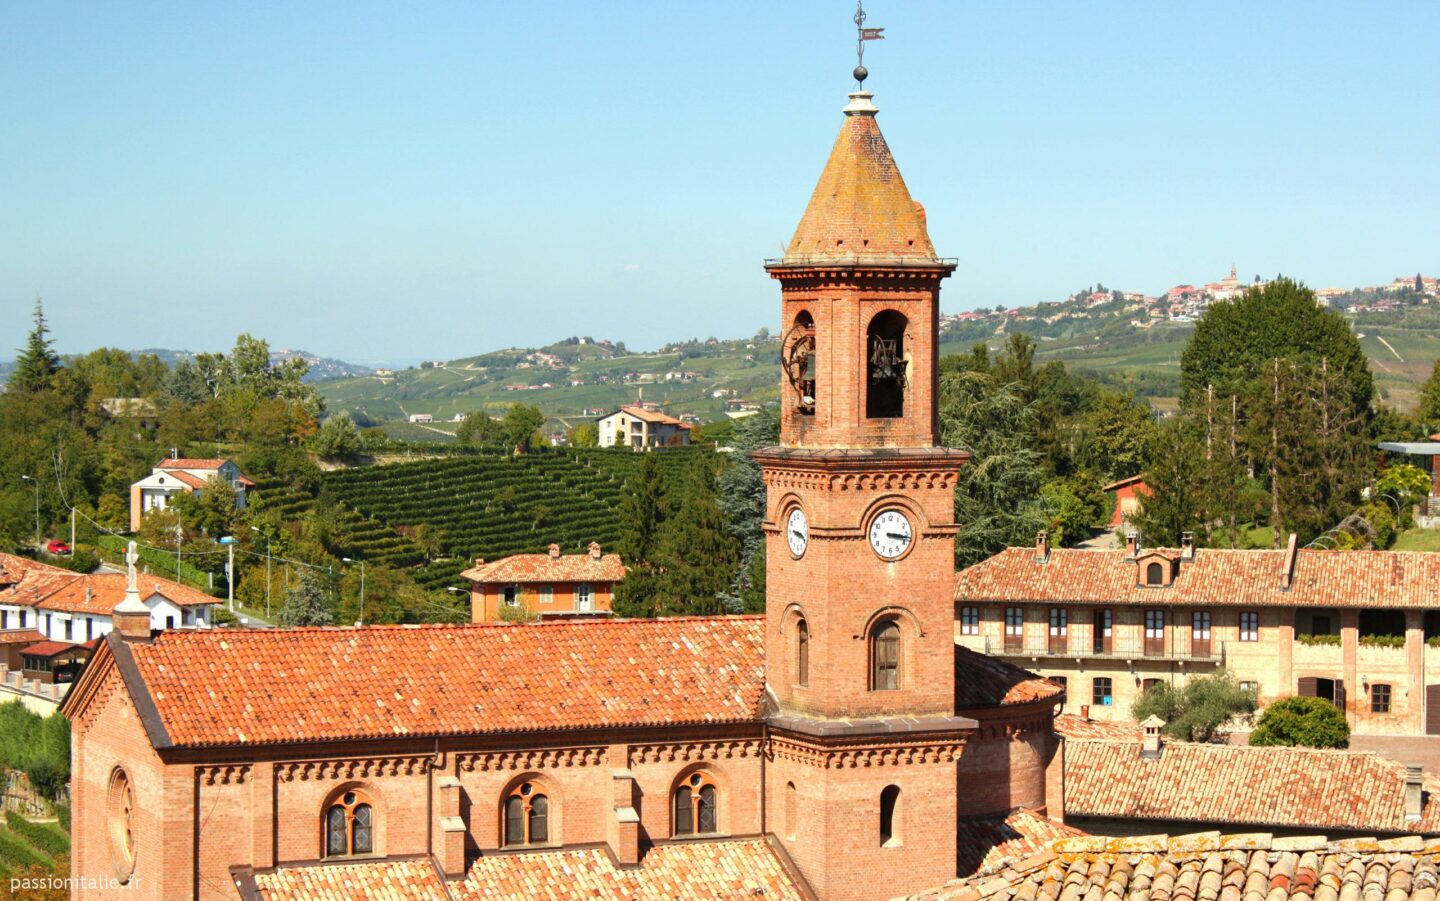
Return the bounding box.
[3,1,1436,365]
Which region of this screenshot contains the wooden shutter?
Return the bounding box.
[1425,685,1440,735]
[1297,677,1318,697]
[1334,679,1346,712]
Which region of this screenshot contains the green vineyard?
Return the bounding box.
[320,447,715,589]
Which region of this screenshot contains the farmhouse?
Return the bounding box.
[128,455,254,531]
[595,405,692,449]
[460,542,624,621]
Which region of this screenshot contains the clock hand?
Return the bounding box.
[885,532,909,540]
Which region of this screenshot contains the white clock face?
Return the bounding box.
[786,507,809,558]
[868,509,913,560]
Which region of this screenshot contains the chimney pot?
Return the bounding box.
[588,541,602,560]
[1406,764,1424,822]
[1281,532,1299,590]
[1139,714,1166,758]
[1125,530,1140,559]
[548,544,561,559]
[1180,532,1195,560]
[475,557,485,568]
[1035,530,1050,563]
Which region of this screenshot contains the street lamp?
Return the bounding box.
[250,526,273,618]
[19,475,39,549]
[342,557,366,626]
[218,536,237,612]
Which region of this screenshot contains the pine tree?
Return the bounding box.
[612,453,666,616]
[717,408,778,613]
[653,465,739,616]
[1132,418,1209,547]
[10,299,61,393]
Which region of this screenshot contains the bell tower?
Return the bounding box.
[757,51,976,901]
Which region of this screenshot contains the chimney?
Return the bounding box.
[1281,532,1299,590]
[475,557,485,568]
[1180,532,1195,561]
[1080,704,1091,722]
[1125,530,1140,559]
[1034,530,1050,564]
[588,541,602,560]
[547,544,561,559]
[1139,715,1165,759]
[1406,765,1424,823]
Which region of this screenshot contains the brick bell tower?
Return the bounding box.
[755,63,976,901]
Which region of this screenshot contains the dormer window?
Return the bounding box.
[1135,552,1176,588]
[1145,561,1164,586]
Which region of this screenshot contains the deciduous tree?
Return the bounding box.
[1249,696,1350,749]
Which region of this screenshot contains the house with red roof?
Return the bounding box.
[595,405,692,449]
[460,542,625,621]
[129,453,255,530]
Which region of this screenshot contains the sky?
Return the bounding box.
[2,2,1437,365]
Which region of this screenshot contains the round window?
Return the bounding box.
[107,768,137,882]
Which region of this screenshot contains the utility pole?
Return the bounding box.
[343,557,366,625]
[70,507,75,554]
[220,536,237,612]
[251,526,272,618]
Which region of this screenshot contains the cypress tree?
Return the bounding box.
[654,464,739,616]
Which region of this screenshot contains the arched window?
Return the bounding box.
[870,620,900,691]
[784,782,798,841]
[1146,562,1163,585]
[880,785,901,846]
[503,781,550,847]
[866,311,907,419]
[672,772,719,836]
[324,790,374,857]
[785,311,817,415]
[107,768,137,882]
[796,619,809,687]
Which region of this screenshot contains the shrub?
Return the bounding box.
[0,829,49,871]
[1295,633,1341,646]
[1358,634,1405,649]
[53,806,69,834]
[4,812,68,859]
[1249,696,1350,749]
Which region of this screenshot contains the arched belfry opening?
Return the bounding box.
[866,310,907,418]
[784,311,818,415]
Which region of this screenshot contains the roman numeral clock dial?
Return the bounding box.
[867,508,913,560]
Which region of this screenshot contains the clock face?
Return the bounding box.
[786,507,809,558]
[868,508,913,560]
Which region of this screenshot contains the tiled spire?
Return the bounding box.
[782,91,939,265]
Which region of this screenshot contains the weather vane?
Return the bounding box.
[853,0,885,86]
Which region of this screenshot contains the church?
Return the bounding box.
[62,67,1066,901]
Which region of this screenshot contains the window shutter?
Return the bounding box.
[1297,677,1318,697]
[1334,679,1346,712]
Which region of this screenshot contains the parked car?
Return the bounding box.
[45,540,70,555]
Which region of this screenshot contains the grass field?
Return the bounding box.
[1393,527,1440,552]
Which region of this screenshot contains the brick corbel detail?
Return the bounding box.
[456,747,605,772]
[627,740,763,765]
[275,756,429,782]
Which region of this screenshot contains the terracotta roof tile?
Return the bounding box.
[907,835,1440,901]
[168,470,210,489]
[1066,739,1437,834]
[782,96,939,264]
[1054,714,1142,741]
[955,547,1440,608]
[0,630,47,646]
[455,838,804,900]
[953,643,1063,710]
[611,405,692,428]
[33,572,218,614]
[124,616,767,747]
[18,640,88,658]
[254,857,446,900]
[956,809,1087,878]
[155,458,230,470]
[460,551,626,584]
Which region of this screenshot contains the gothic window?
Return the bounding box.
[324,790,374,857]
[784,311,817,415]
[503,781,550,846]
[866,311,907,419]
[879,785,901,846]
[870,620,900,691]
[672,772,719,836]
[796,619,809,687]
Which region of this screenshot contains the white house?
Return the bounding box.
[0,553,217,645]
[408,413,435,423]
[129,456,253,531]
[596,405,693,450]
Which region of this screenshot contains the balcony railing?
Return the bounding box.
[975,636,1226,664]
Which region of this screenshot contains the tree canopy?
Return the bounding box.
[1132,670,1257,743]
[1248,696,1350,749]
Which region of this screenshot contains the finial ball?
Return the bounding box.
[853,65,868,84]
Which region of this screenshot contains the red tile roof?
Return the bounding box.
[956,809,1087,878]
[155,458,230,470]
[19,641,88,658]
[0,630,46,646]
[32,572,218,614]
[1066,739,1440,834]
[953,643,1063,710]
[253,857,446,900]
[955,546,1440,608]
[168,470,210,489]
[460,549,626,584]
[611,405,692,428]
[910,833,1440,901]
[455,838,804,900]
[1054,714,1141,741]
[122,616,767,748]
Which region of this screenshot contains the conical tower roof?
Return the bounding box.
[782,92,939,265]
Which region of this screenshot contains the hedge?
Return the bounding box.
[0,828,50,872]
[4,812,68,859]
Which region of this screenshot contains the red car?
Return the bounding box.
[45,540,70,555]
